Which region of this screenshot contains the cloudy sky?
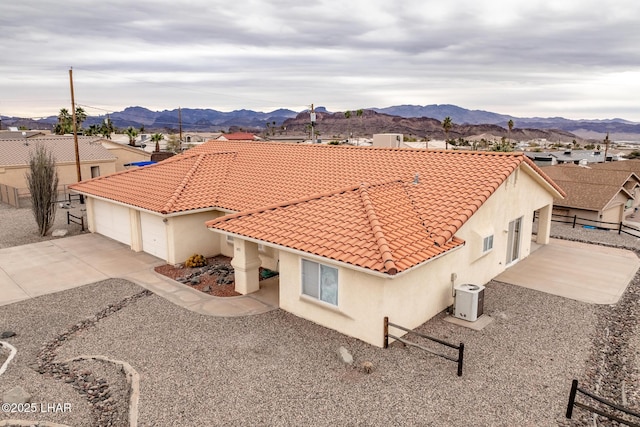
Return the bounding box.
[2,0,639,121]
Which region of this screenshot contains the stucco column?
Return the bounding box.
[536,204,552,245]
[129,209,143,252]
[86,197,96,233]
[230,239,261,295]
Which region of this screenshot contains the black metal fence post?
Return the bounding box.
[383,316,389,348]
[457,343,464,377]
[572,215,577,228]
[566,379,578,419]
[619,222,623,235]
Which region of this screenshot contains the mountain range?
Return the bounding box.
[2,104,639,142]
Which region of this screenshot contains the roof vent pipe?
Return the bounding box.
[413,173,420,185]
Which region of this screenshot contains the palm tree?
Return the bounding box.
[356,109,364,137]
[507,119,514,146]
[53,107,87,134]
[442,116,453,149]
[54,108,71,135]
[151,133,164,152]
[344,110,353,141]
[85,124,100,136]
[74,107,87,130]
[125,126,139,146]
[100,118,114,139]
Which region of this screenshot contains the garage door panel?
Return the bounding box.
[93,199,131,245]
[140,212,167,259]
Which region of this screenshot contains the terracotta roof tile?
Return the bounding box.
[208,180,465,274]
[71,141,564,274]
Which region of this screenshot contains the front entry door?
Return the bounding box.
[506,217,522,265]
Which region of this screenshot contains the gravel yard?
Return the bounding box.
[0,202,87,249]
[1,206,639,426]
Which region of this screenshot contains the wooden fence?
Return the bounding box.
[0,184,20,208]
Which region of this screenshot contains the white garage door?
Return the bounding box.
[93,199,131,245]
[140,212,168,259]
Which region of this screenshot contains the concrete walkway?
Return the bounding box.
[0,233,279,315]
[495,238,640,304]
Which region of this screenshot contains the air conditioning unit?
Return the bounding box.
[454,284,485,322]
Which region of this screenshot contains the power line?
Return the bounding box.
[72,67,307,111]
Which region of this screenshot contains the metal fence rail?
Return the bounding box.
[67,211,85,231]
[383,317,464,376]
[534,211,640,237]
[566,379,640,426]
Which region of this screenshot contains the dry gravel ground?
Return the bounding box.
[0,202,87,249]
[1,206,639,426]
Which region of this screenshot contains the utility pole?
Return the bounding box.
[69,68,81,183]
[310,104,316,143]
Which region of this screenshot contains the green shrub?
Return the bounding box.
[185,254,207,268]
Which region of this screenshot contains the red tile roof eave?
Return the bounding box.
[210,228,467,278]
[66,190,230,217]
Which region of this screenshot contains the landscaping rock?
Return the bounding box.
[202,286,211,293]
[337,346,353,365]
[2,385,31,404]
[0,331,16,339]
[361,361,374,374]
[190,277,201,285]
[52,229,69,237]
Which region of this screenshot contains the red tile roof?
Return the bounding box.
[208,180,465,274]
[70,141,564,274]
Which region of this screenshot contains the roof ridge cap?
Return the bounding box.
[162,153,207,214]
[206,183,363,226]
[358,183,398,275]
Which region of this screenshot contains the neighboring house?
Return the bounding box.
[524,152,558,167]
[542,163,640,225]
[0,130,49,140]
[215,132,259,141]
[70,141,564,347]
[100,139,152,172]
[0,136,117,207]
[183,132,223,145]
[585,159,640,218]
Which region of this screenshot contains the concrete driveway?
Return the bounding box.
[0,233,164,306]
[0,233,279,314]
[495,238,640,304]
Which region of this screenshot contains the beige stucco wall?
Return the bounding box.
[220,236,280,271]
[166,210,225,264]
[2,161,116,208]
[103,145,152,171]
[0,161,116,197]
[602,202,624,225]
[554,207,599,224]
[278,165,556,347]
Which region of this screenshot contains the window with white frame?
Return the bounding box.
[482,235,494,254]
[301,259,338,306]
[226,235,234,244]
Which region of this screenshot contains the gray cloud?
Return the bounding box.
[1,0,639,121]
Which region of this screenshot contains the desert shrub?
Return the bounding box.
[26,144,59,236]
[185,254,207,268]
